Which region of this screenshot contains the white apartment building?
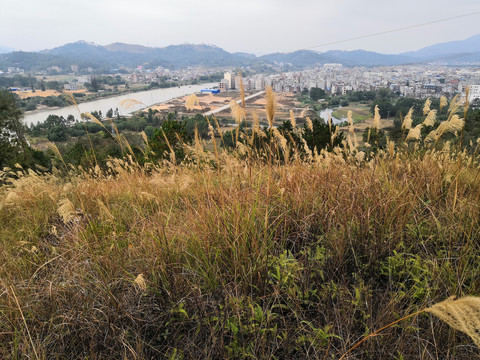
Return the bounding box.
[254,77,265,90]
[468,85,480,102]
[64,82,78,91]
[223,72,235,89]
[219,79,228,92]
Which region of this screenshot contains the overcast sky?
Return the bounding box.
[1,0,479,55]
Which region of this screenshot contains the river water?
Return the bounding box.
[23,83,216,126]
[319,108,347,125]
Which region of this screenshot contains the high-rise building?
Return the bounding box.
[224,72,235,90]
[254,77,265,90]
[468,85,480,102]
[235,75,243,90]
[219,79,228,92]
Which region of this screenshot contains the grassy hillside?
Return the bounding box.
[1,92,480,359]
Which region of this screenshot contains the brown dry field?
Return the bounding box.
[148,92,236,112]
[13,89,89,99]
[148,91,300,114]
[14,90,61,99]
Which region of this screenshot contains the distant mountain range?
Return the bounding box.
[0,35,479,72]
[402,34,480,59]
[0,45,15,54]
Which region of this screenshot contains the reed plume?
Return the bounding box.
[185,93,199,110]
[265,86,276,128]
[119,99,145,110]
[373,105,381,130]
[306,117,313,131]
[134,274,147,292]
[141,131,149,147]
[97,199,114,223]
[406,124,423,142]
[448,94,460,115]
[439,95,448,112]
[423,109,437,127]
[402,107,413,130]
[425,114,465,144]
[464,86,470,119]
[289,110,296,128]
[57,198,77,224]
[423,97,431,116]
[347,110,354,131]
[272,127,289,159]
[238,73,246,110]
[426,296,480,347]
[4,191,20,206]
[230,101,244,125]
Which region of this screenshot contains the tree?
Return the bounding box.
[46,81,62,91]
[303,118,345,152]
[47,125,68,142]
[44,115,69,142]
[91,110,102,120]
[146,108,154,123]
[184,114,209,139]
[149,120,192,162]
[0,90,27,148]
[29,76,36,93]
[310,87,326,101]
[371,98,395,119]
[363,127,387,150]
[0,89,50,170]
[88,77,100,92]
[40,80,46,92]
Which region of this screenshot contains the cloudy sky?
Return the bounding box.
[1,0,479,54]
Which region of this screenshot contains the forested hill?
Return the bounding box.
[1,34,479,72]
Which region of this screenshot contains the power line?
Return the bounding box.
[304,11,480,51]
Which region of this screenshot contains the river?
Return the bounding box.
[319,108,348,125]
[23,83,216,126]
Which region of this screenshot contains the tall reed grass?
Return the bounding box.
[0,89,479,359]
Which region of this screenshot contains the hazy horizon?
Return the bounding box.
[2,0,479,55]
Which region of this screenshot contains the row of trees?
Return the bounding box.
[147,117,345,164]
[0,75,72,92]
[0,90,50,170]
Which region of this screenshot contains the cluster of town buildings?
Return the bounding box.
[2,65,222,93]
[221,65,480,101]
[4,62,480,103]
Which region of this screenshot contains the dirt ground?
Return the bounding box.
[13,89,89,99]
[148,92,237,112]
[13,89,61,99]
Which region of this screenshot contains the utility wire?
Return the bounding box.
[303,11,480,50]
